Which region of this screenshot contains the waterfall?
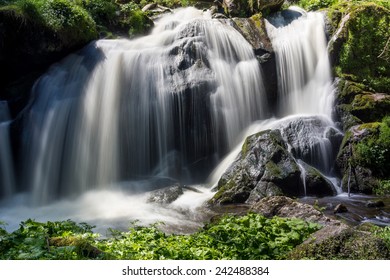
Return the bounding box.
[0,6,347,232]
[0,101,16,198]
[266,7,335,118]
[21,8,266,204]
[209,8,341,191]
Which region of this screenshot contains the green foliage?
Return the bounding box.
[355,116,390,177]
[118,2,152,37]
[295,0,338,11]
[374,180,390,195]
[97,213,321,260]
[81,0,117,26]
[293,0,390,11]
[0,214,321,260]
[0,219,98,260]
[2,0,97,42]
[374,226,390,250]
[338,4,390,92]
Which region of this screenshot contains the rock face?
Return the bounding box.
[277,116,343,172]
[336,123,384,194]
[210,118,338,205]
[335,79,390,131]
[327,3,389,93]
[0,7,97,117]
[225,15,278,107]
[211,129,301,204]
[222,0,285,17]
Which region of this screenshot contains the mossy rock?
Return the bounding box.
[330,3,390,92]
[210,129,314,205]
[350,93,390,123]
[287,226,390,259]
[336,119,389,194]
[334,78,389,130]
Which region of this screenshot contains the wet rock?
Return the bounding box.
[299,161,337,197]
[210,129,302,205]
[334,203,348,214]
[277,116,343,172]
[147,184,184,204]
[336,123,382,194]
[210,116,341,205]
[142,4,172,20]
[223,15,277,108]
[250,196,339,226]
[366,200,385,208]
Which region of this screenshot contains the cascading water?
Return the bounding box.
[209,8,342,192]
[21,8,266,204]
[0,7,345,232]
[264,8,341,177]
[266,7,335,118]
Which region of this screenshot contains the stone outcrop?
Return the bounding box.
[210,118,338,205]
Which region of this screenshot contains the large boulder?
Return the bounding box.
[276,116,343,173]
[211,129,301,205]
[334,79,390,131]
[288,223,390,260]
[210,122,337,205]
[336,123,380,194]
[147,184,184,204]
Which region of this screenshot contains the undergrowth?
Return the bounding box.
[0,213,321,260]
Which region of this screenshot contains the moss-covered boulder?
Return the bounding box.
[211,129,298,205]
[328,2,390,93]
[334,78,390,131]
[288,224,390,259]
[210,125,337,205]
[336,119,390,194]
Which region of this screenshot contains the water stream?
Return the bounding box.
[0,7,386,233]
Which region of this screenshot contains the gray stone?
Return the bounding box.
[147,184,184,204]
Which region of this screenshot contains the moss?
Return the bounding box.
[288,226,390,259]
[249,12,267,37]
[265,161,282,177]
[2,0,97,44]
[374,180,390,195]
[354,116,390,178]
[337,3,390,92]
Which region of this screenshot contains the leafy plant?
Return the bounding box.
[0,214,321,260]
[0,219,99,260]
[96,213,321,260]
[355,116,390,178]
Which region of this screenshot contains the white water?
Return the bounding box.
[266,8,335,117]
[0,7,340,233]
[210,9,340,187]
[22,7,266,205]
